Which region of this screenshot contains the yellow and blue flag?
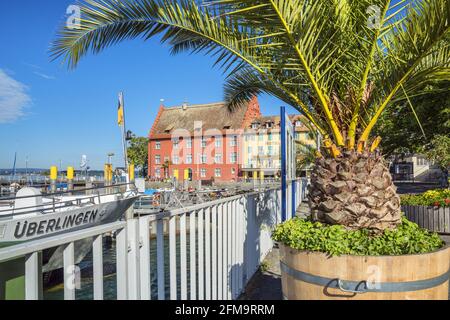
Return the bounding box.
[118,92,124,126]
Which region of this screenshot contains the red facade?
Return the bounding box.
[148,135,242,181]
[148,98,261,182]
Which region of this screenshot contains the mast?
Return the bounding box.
[118,92,130,189]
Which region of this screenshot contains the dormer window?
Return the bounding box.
[251,122,259,129]
[266,121,273,129]
[295,120,302,127]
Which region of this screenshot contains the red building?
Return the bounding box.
[148,97,261,182]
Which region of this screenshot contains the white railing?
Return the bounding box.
[0,221,127,300]
[0,179,308,300]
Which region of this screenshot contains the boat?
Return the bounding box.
[0,183,138,272]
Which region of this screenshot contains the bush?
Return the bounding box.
[400,189,450,207]
[272,216,445,256]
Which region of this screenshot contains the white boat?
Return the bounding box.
[0,184,138,245]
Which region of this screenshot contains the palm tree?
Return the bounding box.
[161,160,171,180]
[51,0,449,233]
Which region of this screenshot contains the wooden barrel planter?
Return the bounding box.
[402,205,450,234]
[280,244,450,300]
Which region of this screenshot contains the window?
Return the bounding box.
[268,146,273,156]
[268,133,273,141]
[155,155,161,164]
[173,139,179,149]
[230,152,237,164]
[295,120,302,127]
[201,168,207,178]
[155,141,161,150]
[230,136,238,147]
[215,153,222,164]
[186,154,192,164]
[258,146,264,154]
[201,154,207,164]
[215,168,221,177]
[248,146,252,154]
[231,168,236,175]
[202,137,207,148]
[215,137,222,148]
[417,157,429,166]
[172,156,179,165]
[266,122,273,128]
[259,134,264,142]
[186,139,192,149]
[155,168,161,178]
[251,123,259,129]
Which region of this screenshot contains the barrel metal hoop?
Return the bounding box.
[280,261,450,293]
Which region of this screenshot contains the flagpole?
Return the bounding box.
[119,92,130,190]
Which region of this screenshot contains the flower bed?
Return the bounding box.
[401,189,450,233]
[400,189,450,207]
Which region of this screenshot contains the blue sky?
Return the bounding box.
[0,0,291,170]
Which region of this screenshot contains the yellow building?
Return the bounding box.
[241,115,317,179]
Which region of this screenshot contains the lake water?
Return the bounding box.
[43,234,192,300]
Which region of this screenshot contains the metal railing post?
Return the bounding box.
[127,218,140,300]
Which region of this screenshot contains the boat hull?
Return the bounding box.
[0,195,137,244]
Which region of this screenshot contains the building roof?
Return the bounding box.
[150,98,261,137]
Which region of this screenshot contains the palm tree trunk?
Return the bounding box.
[307,150,402,233]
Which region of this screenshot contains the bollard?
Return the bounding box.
[50,166,57,193]
[104,164,112,186]
[128,164,135,182]
[67,166,74,194]
[104,164,113,195]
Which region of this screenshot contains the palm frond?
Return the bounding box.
[51,0,450,153]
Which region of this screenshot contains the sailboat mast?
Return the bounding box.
[11,152,17,181]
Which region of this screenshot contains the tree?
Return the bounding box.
[51,0,449,233]
[375,81,450,156]
[127,135,149,177]
[161,160,171,180]
[424,135,450,169]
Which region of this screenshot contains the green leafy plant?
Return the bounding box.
[259,261,270,273]
[401,189,450,207]
[272,216,445,256]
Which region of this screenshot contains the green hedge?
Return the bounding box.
[400,189,450,207]
[272,216,445,256]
